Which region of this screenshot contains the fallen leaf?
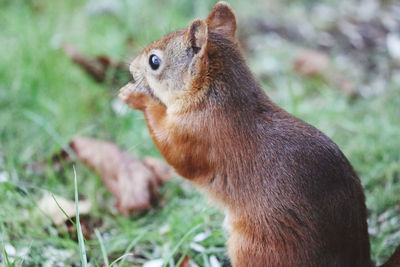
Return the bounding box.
[62,44,108,82]
[38,192,91,225]
[61,43,129,84]
[330,75,358,98]
[293,49,359,98]
[65,215,102,240]
[179,256,190,267]
[293,49,329,77]
[69,137,174,216]
[142,156,176,183]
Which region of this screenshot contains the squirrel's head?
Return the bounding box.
[120,1,238,113]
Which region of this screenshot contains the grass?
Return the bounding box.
[0,0,399,266]
[74,166,88,267]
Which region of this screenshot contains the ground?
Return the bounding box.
[0,0,399,266]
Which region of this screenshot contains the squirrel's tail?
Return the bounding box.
[380,245,400,267]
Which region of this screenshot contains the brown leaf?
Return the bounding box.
[330,75,358,98]
[61,43,129,84]
[66,217,91,240]
[293,49,329,77]
[65,215,102,240]
[62,44,108,83]
[293,49,359,98]
[69,137,173,216]
[142,156,176,183]
[179,256,190,267]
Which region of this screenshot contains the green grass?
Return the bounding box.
[0,0,399,266]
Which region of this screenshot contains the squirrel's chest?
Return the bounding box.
[148,113,216,179]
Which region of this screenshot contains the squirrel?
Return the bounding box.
[119,2,400,266]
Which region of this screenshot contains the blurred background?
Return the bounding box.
[0,0,399,266]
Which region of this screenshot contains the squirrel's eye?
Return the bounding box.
[149,54,161,70]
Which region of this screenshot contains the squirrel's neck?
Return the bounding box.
[205,31,279,116]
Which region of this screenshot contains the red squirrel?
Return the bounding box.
[119,2,400,266]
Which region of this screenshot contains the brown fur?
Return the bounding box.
[119,2,400,266]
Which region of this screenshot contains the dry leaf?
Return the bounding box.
[61,43,128,84]
[69,137,174,216]
[293,49,329,77]
[65,215,102,240]
[142,156,176,183]
[179,256,190,267]
[62,44,108,82]
[38,193,91,225]
[293,49,358,98]
[330,75,358,98]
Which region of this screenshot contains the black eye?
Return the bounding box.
[149,54,161,70]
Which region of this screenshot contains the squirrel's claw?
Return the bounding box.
[118,82,136,104]
[118,82,153,110]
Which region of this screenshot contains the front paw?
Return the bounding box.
[118,83,151,110]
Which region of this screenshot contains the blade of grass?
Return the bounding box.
[74,165,88,267]
[51,193,76,226]
[202,253,211,267]
[2,247,12,267]
[109,253,134,266]
[0,223,12,266]
[175,250,189,267]
[162,224,202,267]
[118,233,144,266]
[95,228,109,267]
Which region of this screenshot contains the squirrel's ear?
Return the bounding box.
[185,19,208,55]
[206,1,237,40]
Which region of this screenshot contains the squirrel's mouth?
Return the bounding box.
[134,82,159,101]
[134,82,151,95]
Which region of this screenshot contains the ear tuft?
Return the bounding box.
[206,1,237,40]
[185,19,208,54]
